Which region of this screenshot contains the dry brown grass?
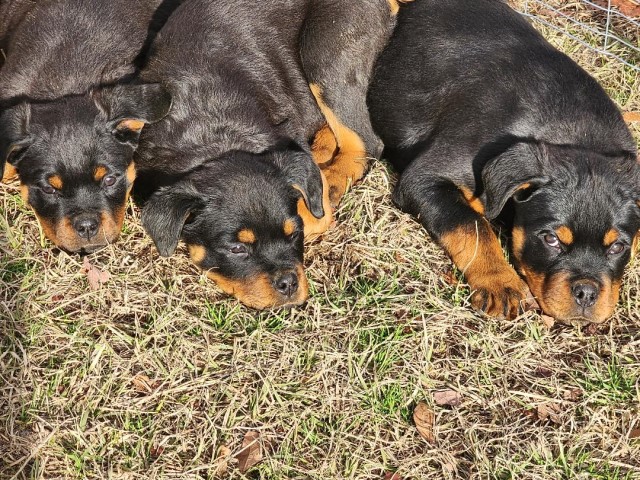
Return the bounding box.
[1,2,640,479]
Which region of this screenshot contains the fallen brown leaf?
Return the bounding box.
[149,444,165,458]
[81,257,110,291]
[563,388,583,402]
[413,402,435,443]
[441,268,458,286]
[629,428,640,440]
[534,366,554,378]
[433,389,463,407]
[523,290,540,312]
[592,0,640,18]
[540,314,555,329]
[394,252,407,263]
[383,473,402,480]
[236,431,262,473]
[537,403,563,424]
[215,445,232,477]
[131,373,159,394]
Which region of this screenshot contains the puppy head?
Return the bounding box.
[0,84,171,252]
[142,145,325,309]
[484,141,640,323]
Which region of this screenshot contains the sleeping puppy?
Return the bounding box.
[368,0,640,323]
[0,0,175,253]
[136,0,399,308]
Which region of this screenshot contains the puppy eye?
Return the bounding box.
[230,244,248,256]
[289,229,300,241]
[542,232,560,249]
[102,175,117,187]
[41,184,57,195]
[607,241,626,256]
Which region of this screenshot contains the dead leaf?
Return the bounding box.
[441,268,458,286]
[523,290,540,312]
[534,366,554,378]
[131,373,159,394]
[592,0,640,18]
[394,252,407,263]
[433,389,463,407]
[623,111,640,123]
[540,314,555,329]
[81,257,110,290]
[537,403,563,424]
[629,428,640,439]
[383,473,402,480]
[150,444,165,458]
[215,445,232,477]
[413,402,435,443]
[563,388,583,402]
[235,431,262,473]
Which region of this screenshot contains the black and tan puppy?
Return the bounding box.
[0,0,174,253]
[137,0,401,308]
[368,0,640,323]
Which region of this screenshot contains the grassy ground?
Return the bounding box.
[1,1,640,479]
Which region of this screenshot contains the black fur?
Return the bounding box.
[368,0,640,322]
[0,0,176,252]
[134,0,395,307]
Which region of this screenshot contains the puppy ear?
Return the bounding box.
[482,142,550,219]
[94,83,172,146]
[0,103,32,179]
[271,142,325,219]
[141,185,203,257]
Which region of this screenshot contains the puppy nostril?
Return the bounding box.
[73,216,99,240]
[572,281,599,308]
[273,272,299,297]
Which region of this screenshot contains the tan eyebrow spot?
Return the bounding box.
[603,228,619,247]
[555,226,574,245]
[283,219,296,236]
[117,119,146,133]
[126,162,136,184]
[188,244,207,263]
[238,229,256,244]
[48,174,63,190]
[93,166,108,182]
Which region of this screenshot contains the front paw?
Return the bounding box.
[469,269,529,319]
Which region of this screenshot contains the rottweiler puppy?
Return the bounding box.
[136,0,402,308]
[368,0,640,323]
[0,0,174,253]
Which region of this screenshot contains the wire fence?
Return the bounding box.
[514,0,640,72]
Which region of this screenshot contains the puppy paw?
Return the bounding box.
[469,269,529,319]
[323,156,368,206]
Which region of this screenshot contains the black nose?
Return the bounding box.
[273,272,299,297]
[572,280,599,308]
[72,215,99,240]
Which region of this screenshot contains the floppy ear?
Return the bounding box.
[482,141,550,219]
[95,83,172,146]
[271,142,325,219]
[0,103,33,179]
[141,185,204,257]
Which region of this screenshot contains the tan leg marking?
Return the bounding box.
[310,83,368,207]
[440,220,528,319]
